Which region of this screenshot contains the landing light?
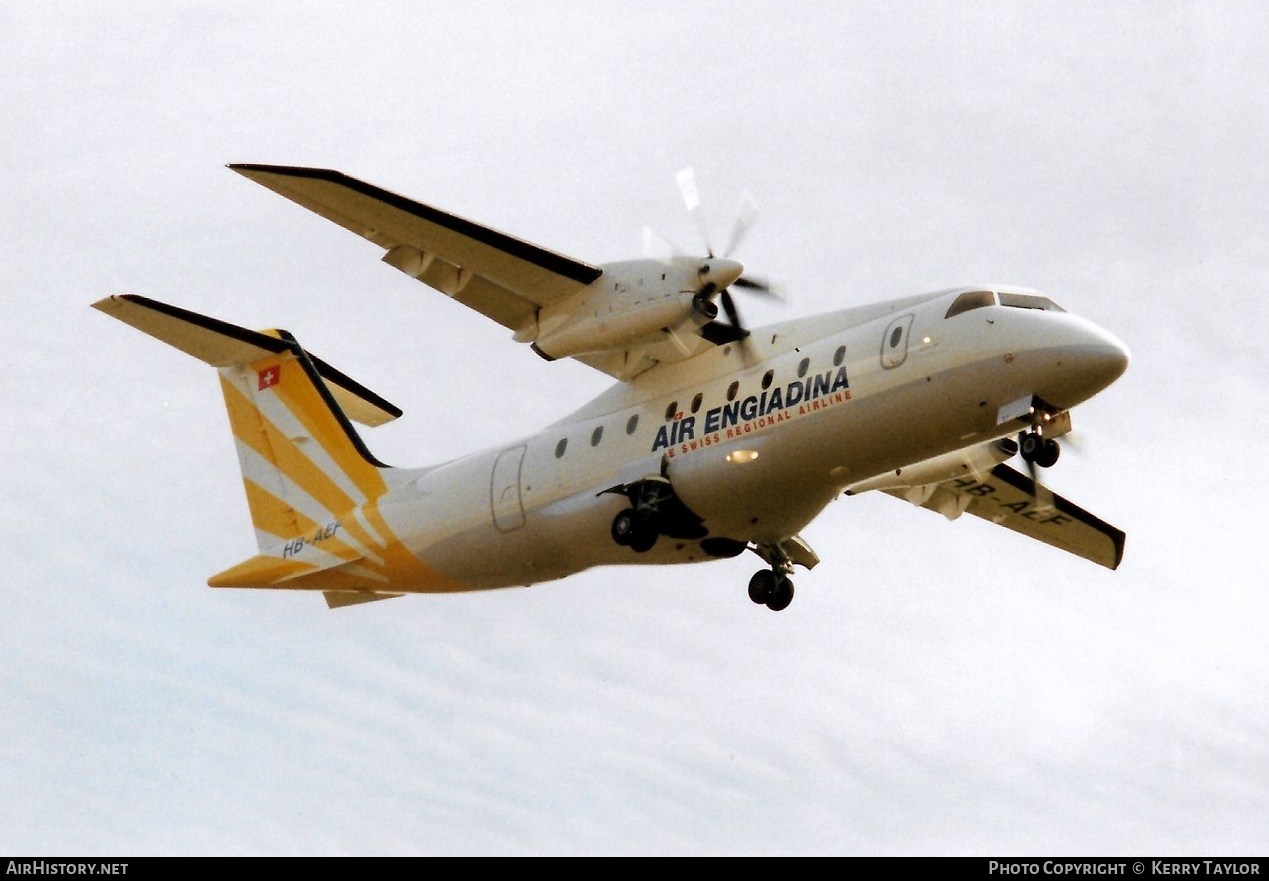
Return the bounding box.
[727,450,759,463]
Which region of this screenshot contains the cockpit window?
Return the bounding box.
[944,290,996,318]
[999,292,1065,312]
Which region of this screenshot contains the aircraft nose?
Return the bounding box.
[1048,320,1130,407]
[1086,324,1130,383]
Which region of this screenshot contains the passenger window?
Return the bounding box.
[797,358,810,378]
[833,345,846,366]
[690,392,703,414]
[727,381,739,401]
[626,414,639,435]
[761,370,774,390]
[591,426,603,446]
[944,290,996,318]
[664,401,678,421]
[555,438,568,458]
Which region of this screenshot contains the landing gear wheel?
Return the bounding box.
[628,523,658,553]
[1036,438,1060,468]
[611,509,638,546]
[1020,431,1043,463]
[748,570,775,604]
[1020,431,1061,469]
[612,508,658,553]
[766,575,794,612]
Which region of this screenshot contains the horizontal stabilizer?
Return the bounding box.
[92,292,288,366]
[92,294,401,426]
[208,552,341,588]
[323,591,405,609]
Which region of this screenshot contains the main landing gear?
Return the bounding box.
[607,477,806,612]
[609,477,708,555]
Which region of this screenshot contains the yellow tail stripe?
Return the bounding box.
[261,357,388,499]
[242,479,388,573]
[221,376,363,520]
[240,472,301,539]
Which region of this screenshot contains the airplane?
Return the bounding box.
[93,164,1129,611]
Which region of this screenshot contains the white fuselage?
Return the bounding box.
[372,287,1129,590]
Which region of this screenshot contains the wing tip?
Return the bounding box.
[227,162,344,182]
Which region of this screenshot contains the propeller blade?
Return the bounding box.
[723,192,760,257]
[675,166,714,257]
[675,166,699,210]
[1063,430,1087,456]
[1027,458,1056,513]
[732,274,784,298]
[1020,433,1058,514]
[641,226,679,264]
[720,288,745,332]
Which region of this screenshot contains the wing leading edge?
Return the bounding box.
[229,163,603,335]
[885,462,1125,570]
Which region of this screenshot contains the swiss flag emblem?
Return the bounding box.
[258,365,281,390]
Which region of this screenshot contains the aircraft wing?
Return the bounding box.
[229,164,603,335]
[884,462,1125,570]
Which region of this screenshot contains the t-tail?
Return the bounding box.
[93,294,451,606]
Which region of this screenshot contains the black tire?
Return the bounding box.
[766,576,794,612]
[611,509,637,546]
[748,570,775,604]
[1036,438,1060,468]
[1019,432,1042,463]
[628,523,658,553]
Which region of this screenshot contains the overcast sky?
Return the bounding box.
[3,0,1267,856]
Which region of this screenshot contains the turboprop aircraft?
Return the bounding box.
[93,164,1129,611]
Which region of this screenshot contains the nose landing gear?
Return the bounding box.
[747,541,799,611]
[1019,430,1060,468]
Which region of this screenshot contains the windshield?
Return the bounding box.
[944,290,996,318]
[999,292,1065,312]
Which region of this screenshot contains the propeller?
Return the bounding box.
[1022,444,1055,513]
[672,166,784,345]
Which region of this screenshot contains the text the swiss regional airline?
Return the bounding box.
[653,365,851,456]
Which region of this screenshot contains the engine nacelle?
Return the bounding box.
[525,259,715,360]
[530,291,702,360]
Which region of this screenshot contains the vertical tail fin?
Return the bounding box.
[92,294,416,586]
